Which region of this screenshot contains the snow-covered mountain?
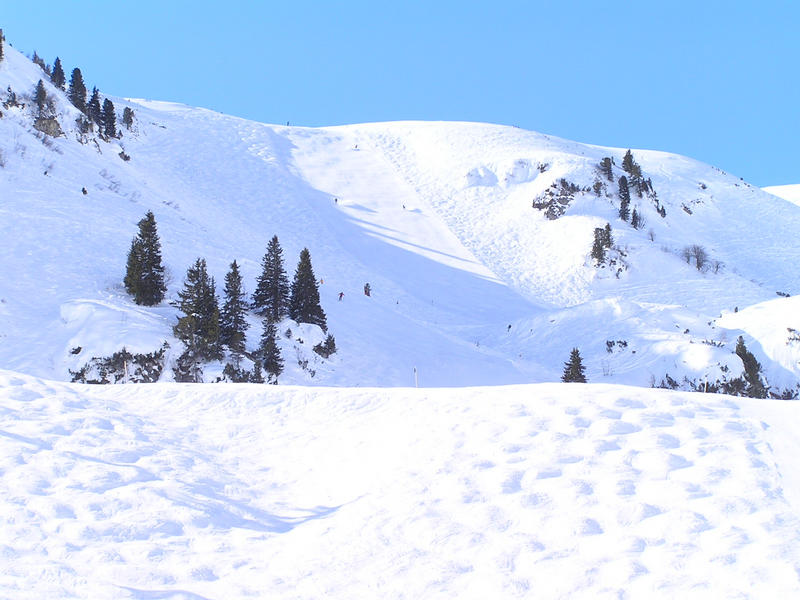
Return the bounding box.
[2,43,800,391]
[3,37,800,599]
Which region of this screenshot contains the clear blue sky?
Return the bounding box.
[3,1,798,185]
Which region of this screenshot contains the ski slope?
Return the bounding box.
[2,34,800,600]
[2,370,799,599]
[2,43,800,389]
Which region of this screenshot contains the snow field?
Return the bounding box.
[1,371,799,598]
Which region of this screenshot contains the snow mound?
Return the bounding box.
[1,370,799,598]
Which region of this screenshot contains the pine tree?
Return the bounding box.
[631,208,641,229]
[122,106,134,130]
[87,87,102,126]
[68,68,87,113]
[124,211,166,306]
[173,258,222,362]
[252,235,290,320]
[621,149,635,174]
[220,260,249,355]
[51,57,65,90]
[102,98,117,138]
[33,79,47,115]
[599,157,613,182]
[32,51,48,73]
[123,238,143,297]
[618,176,630,221]
[250,361,265,383]
[591,227,609,263]
[735,336,766,398]
[289,248,327,331]
[258,319,284,383]
[562,348,587,383]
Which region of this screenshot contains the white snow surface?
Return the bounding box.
[763,184,800,206]
[2,370,800,599]
[2,44,800,388]
[2,39,800,600]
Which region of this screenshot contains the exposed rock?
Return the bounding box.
[33,116,63,137]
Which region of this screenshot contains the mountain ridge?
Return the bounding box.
[1,43,799,392]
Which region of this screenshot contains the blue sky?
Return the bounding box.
[3,1,797,185]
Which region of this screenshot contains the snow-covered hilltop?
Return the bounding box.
[3,34,800,599]
[1,42,800,392]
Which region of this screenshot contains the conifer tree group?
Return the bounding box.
[124,211,166,306]
[591,223,613,264]
[121,218,334,383]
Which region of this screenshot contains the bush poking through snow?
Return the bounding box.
[313,334,337,359]
[70,344,168,384]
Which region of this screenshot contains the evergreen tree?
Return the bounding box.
[618,176,630,221]
[31,51,48,74]
[102,98,117,138]
[173,258,222,362]
[68,67,87,113]
[220,260,249,355]
[562,348,587,383]
[257,319,284,383]
[631,208,641,229]
[122,106,134,130]
[621,149,635,174]
[87,87,102,126]
[599,157,613,182]
[591,227,610,263]
[124,211,166,306]
[0,29,4,62]
[735,336,766,398]
[50,57,65,90]
[33,79,47,115]
[250,361,265,384]
[123,238,143,297]
[252,235,290,320]
[289,248,327,331]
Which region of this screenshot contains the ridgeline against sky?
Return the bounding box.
[2,1,797,186]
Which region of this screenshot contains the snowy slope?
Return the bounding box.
[763,184,800,203]
[2,370,799,599]
[1,44,800,389]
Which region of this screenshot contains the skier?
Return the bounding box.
[338,292,344,301]
[364,283,371,296]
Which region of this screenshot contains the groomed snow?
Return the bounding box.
[1,370,799,598]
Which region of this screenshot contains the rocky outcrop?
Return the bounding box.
[33,116,63,137]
